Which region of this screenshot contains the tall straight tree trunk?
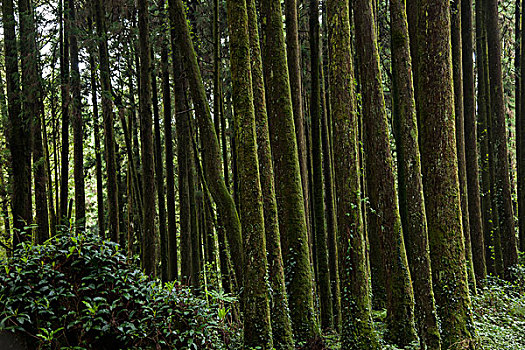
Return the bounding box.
[485,0,520,277]
[285,0,311,245]
[18,0,49,243]
[2,0,32,243]
[259,0,319,341]
[462,0,487,281]
[68,0,85,231]
[416,0,481,348]
[520,0,525,253]
[152,51,168,281]
[94,0,120,242]
[246,0,295,346]
[309,0,333,330]
[59,0,70,224]
[160,0,178,280]
[390,0,441,349]
[226,0,273,346]
[353,0,417,345]
[327,0,380,347]
[451,0,476,292]
[476,0,496,275]
[168,0,244,286]
[138,0,157,277]
[516,0,522,254]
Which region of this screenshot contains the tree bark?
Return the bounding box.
[416,0,481,348]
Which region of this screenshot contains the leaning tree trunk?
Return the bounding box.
[416,0,481,348]
[168,0,244,286]
[353,0,417,346]
[390,0,441,348]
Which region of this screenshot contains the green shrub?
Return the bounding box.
[0,230,233,349]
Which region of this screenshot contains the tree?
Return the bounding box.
[353,0,417,345]
[416,0,480,348]
[259,0,319,340]
[18,0,49,243]
[2,0,32,243]
[485,0,519,277]
[327,0,379,347]
[461,0,487,281]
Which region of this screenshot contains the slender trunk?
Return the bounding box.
[462,0,487,282]
[451,0,476,292]
[327,0,380,346]
[485,0,520,277]
[94,0,120,242]
[59,0,70,224]
[391,0,441,348]
[520,0,525,253]
[416,0,481,348]
[68,0,85,231]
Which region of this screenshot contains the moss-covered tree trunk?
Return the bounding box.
[462,0,487,282]
[285,0,311,246]
[94,0,119,242]
[485,0,520,278]
[18,0,49,244]
[259,0,319,341]
[520,0,525,253]
[137,0,157,277]
[416,0,481,348]
[310,0,333,331]
[226,0,272,346]
[390,0,441,349]
[353,0,417,345]
[327,0,379,347]
[451,0,477,292]
[1,0,32,244]
[245,0,295,347]
[168,0,244,286]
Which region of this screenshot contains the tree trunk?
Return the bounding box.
[353,0,417,345]
[68,0,85,231]
[18,0,49,243]
[246,0,295,346]
[416,0,481,348]
[260,0,319,341]
[391,0,441,348]
[310,0,333,331]
[2,0,32,243]
[285,0,311,246]
[168,0,244,286]
[327,0,380,347]
[59,0,70,224]
[485,0,520,277]
[227,0,273,345]
[462,0,487,282]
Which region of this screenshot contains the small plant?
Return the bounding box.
[0,230,234,349]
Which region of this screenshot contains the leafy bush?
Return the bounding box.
[0,231,233,349]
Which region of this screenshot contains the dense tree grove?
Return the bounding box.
[1,0,524,348]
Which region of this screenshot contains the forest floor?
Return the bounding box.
[323,265,525,350]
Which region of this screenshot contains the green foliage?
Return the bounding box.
[472,265,525,350]
[0,230,234,349]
